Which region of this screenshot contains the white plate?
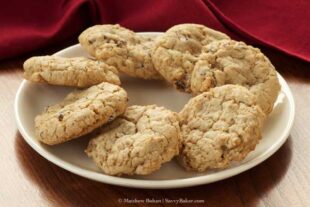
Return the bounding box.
[14,32,295,189]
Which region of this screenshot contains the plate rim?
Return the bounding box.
[14,34,295,189]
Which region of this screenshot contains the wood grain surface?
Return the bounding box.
[0,45,310,207]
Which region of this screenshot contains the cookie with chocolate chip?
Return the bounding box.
[79,24,161,80]
[24,56,120,87]
[179,85,265,171]
[86,105,180,175]
[191,40,280,114]
[152,24,230,91]
[35,82,128,145]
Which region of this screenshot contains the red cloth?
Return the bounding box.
[1,0,309,61]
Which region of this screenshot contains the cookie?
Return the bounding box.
[35,82,128,145]
[24,56,120,87]
[79,24,161,79]
[152,24,230,91]
[191,40,280,114]
[85,105,180,176]
[178,85,265,172]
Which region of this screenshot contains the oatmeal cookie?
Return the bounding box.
[191,40,280,114]
[179,85,265,172]
[85,105,180,176]
[35,82,128,145]
[152,24,230,91]
[79,24,161,79]
[24,56,120,87]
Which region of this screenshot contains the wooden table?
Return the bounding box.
[1,45,310,207]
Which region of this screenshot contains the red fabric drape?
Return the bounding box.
[1,0,309,61]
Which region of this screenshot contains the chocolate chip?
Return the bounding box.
[58,114,64,121]
[108,115,115,122]
[88,39,95,44]
[138,62,144,68]
[116,40,126,47]
[175,80,186,91]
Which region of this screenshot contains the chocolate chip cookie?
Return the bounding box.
[152,24,230,91]
[35,82,128,145]
[86,105,180,175]
[192,40,280,114]
[179,85,265,172]
[24,56,120,87]
[79,24,161,79]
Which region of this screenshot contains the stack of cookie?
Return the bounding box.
[23,24,280,176]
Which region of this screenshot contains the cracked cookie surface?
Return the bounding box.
[192,40,280,114]
[24,56,120,87]
[79,24,161,79]
[35,82,128,145]
[152,24,230,91]
[86,105,180,176]
[178,85,265,172]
